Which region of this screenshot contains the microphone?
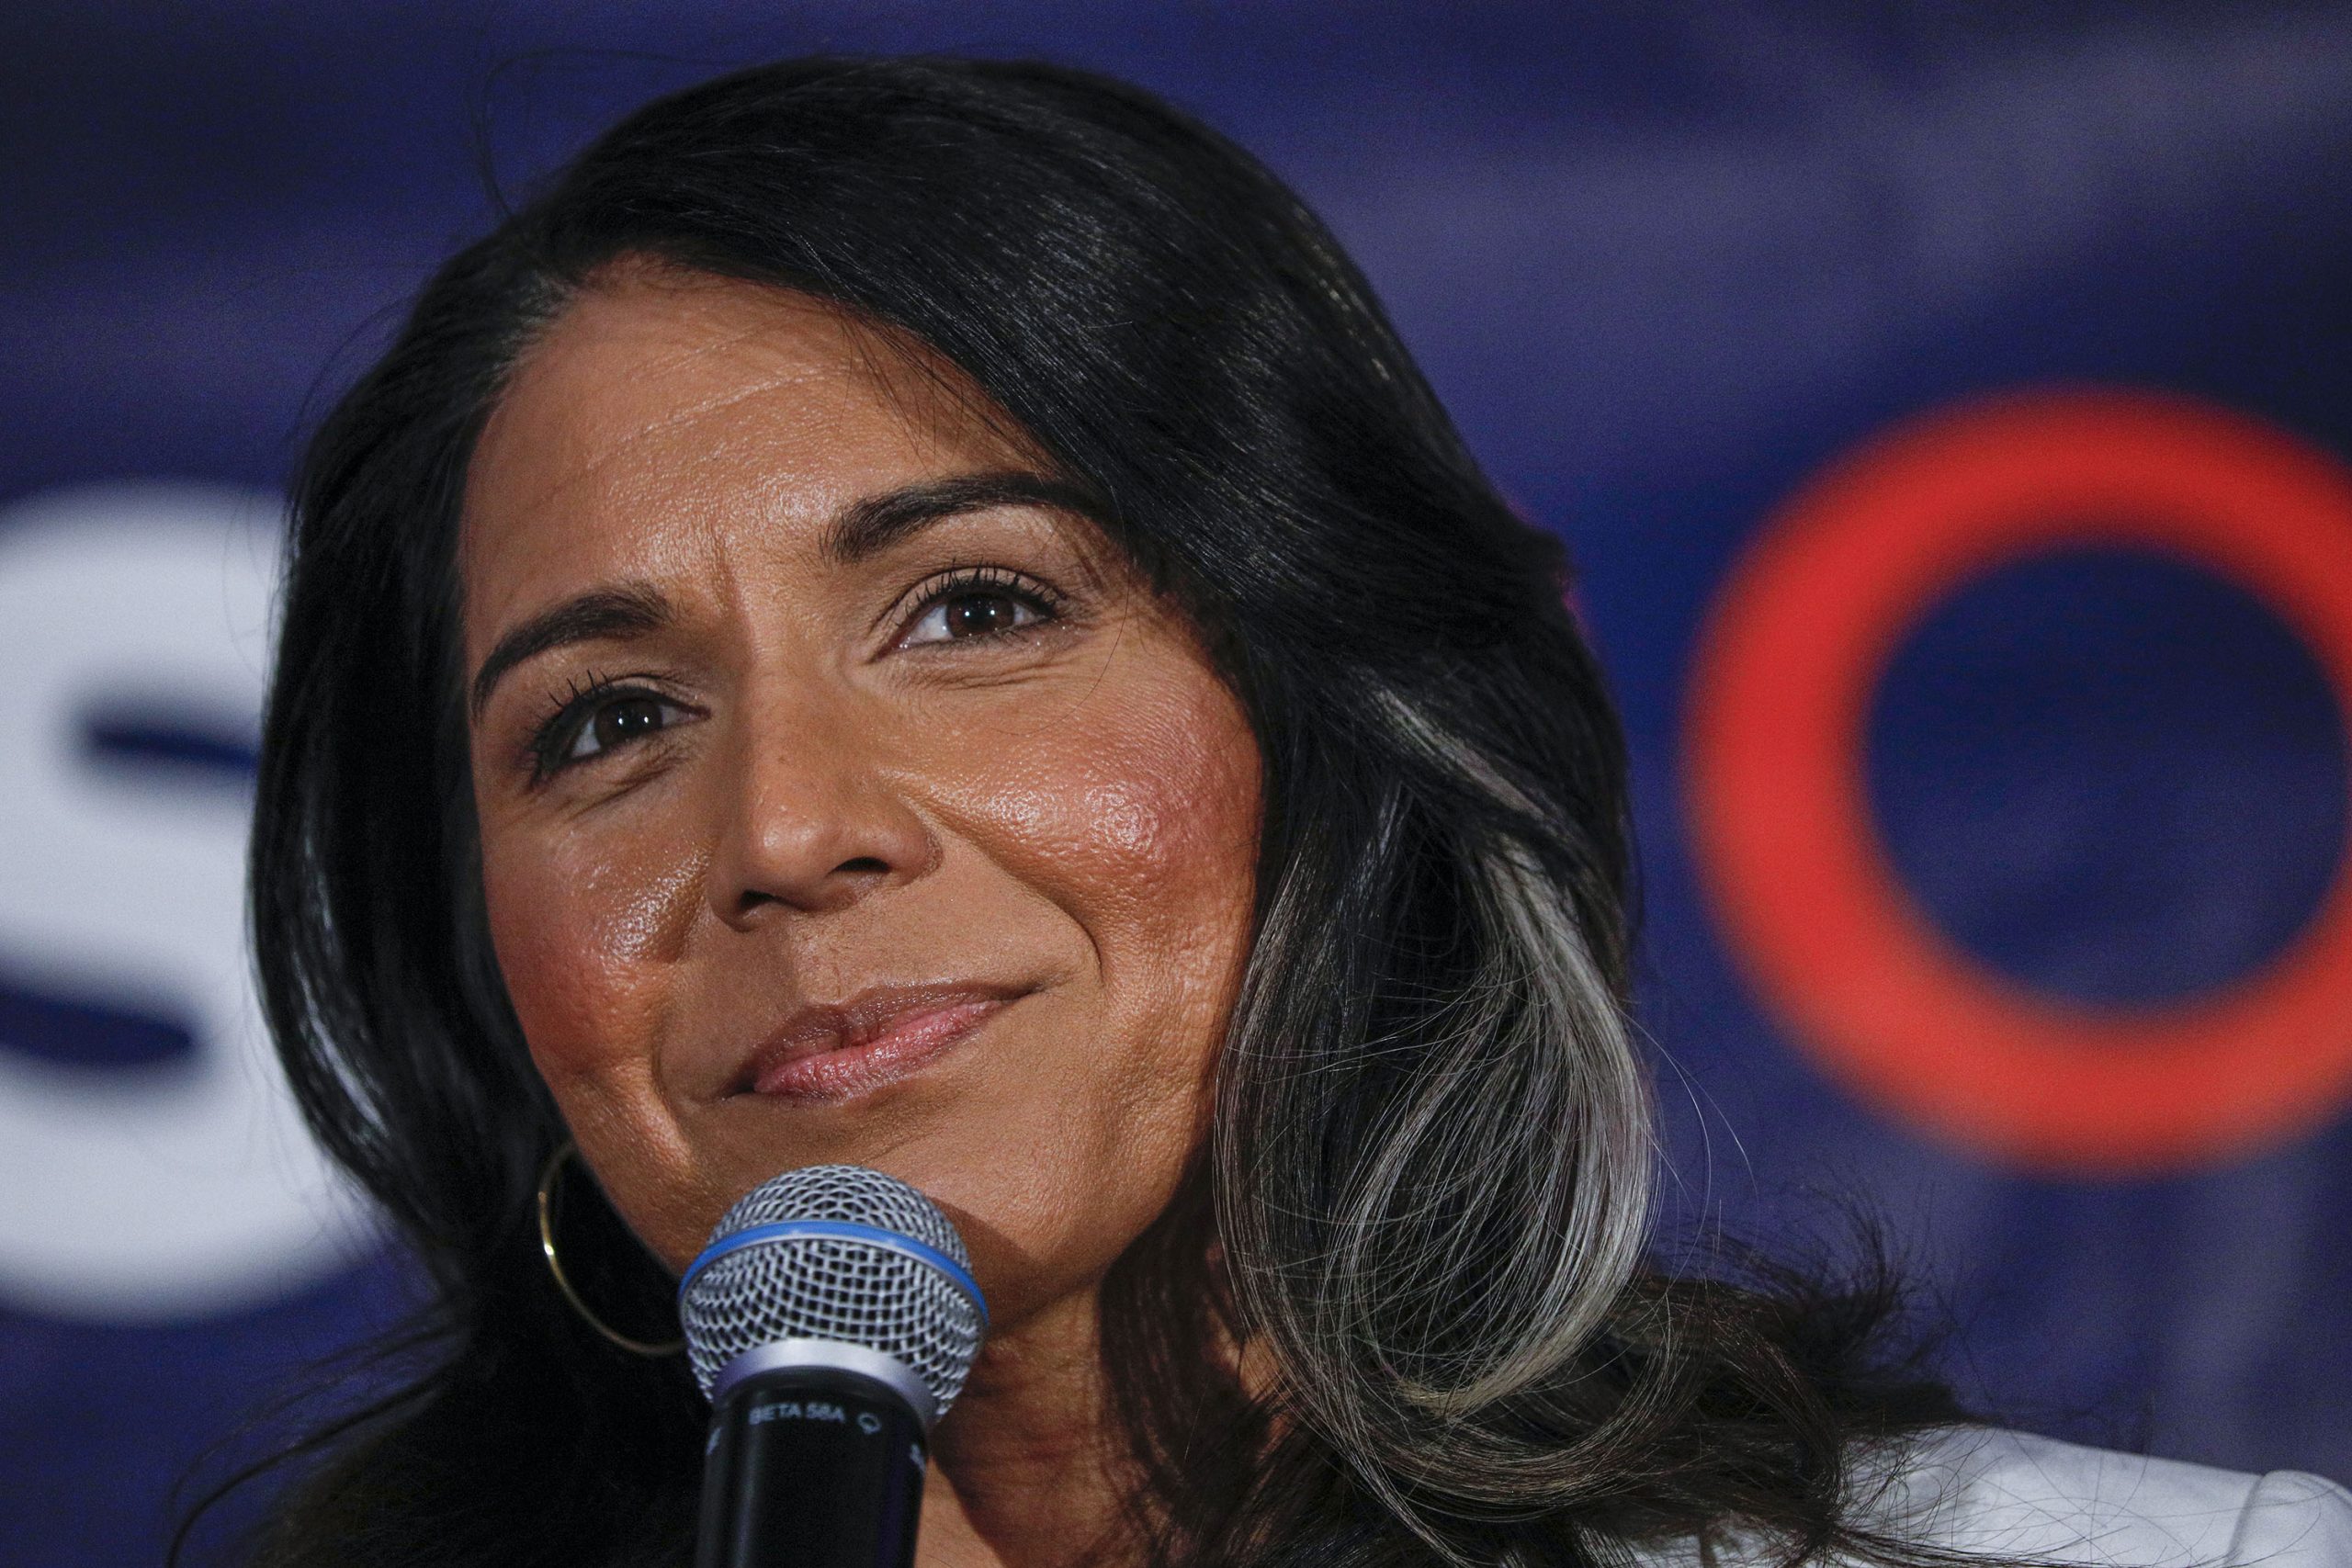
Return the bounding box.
[680,1166,989,1568]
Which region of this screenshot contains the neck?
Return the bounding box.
[916,1287,1142,1568]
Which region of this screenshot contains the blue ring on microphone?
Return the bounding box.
[679,1219,989,1326]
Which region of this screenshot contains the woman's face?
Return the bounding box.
[459,265,1261,1333]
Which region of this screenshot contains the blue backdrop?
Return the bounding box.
[4,6,2348,1564]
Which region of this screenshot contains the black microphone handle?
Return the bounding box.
[695,1363,930,1568]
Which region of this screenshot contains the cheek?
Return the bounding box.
[999,670,1254,1003]
[899,660,1258,1322]
[477,802,707,1099]
[942,649,1261,1134]
[1076,716,1260,1005]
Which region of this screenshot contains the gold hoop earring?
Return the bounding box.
[536,1141,685,1358]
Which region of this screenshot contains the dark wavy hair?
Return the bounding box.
[227,54,1989,1568]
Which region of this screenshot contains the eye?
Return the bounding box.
[567,693,681,760]
[895,568,1062,649]
[532,681,696,779]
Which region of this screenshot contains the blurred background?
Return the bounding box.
[4,4,2349,1563]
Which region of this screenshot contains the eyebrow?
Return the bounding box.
[468,470,1106,720]
[824,469,1108,564]
[469,583,673,720]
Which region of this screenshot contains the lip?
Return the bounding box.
[736,983,1027,1103]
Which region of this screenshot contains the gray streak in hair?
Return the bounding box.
[1214,683,1657,1562]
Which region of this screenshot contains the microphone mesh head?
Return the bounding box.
[679,1165,985,1417]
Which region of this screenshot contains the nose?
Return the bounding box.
[706,697,934,926]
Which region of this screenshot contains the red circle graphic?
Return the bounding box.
[1684,389,2352,1175]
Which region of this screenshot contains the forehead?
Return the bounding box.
[459,265,1021,637]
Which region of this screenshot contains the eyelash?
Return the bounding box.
[888,564,1068,649]
[526,670,687,784]
[522,568,1069,784]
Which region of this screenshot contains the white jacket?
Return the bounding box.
[1651,1427,2352,1565]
